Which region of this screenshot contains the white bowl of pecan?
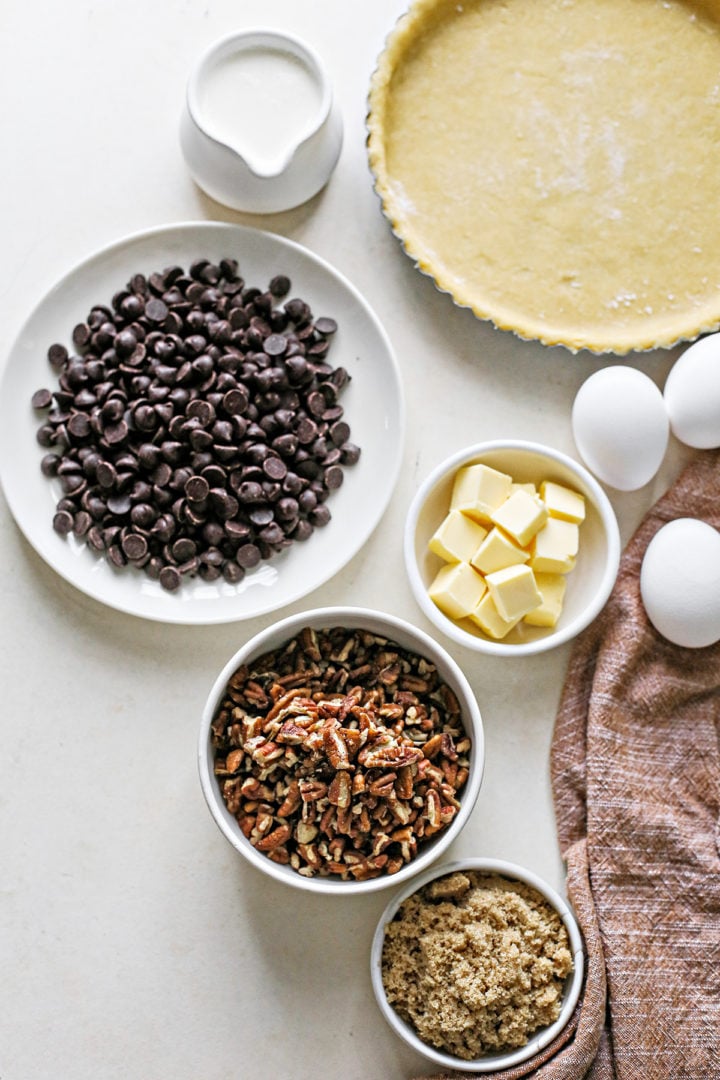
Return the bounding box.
[198,607,484,893]
[371,858,585,1072]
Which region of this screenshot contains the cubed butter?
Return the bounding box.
[450,463,513,523]
[485,564,543,621]
[428,561,487,620]
[429,509,488,564]
[490,488,548,547]
[469,591,521,640]
[524,573,567,627]
[511,482,537,496]
[531,518,579,574]
[471,526,529,574]
[540,481,586,524]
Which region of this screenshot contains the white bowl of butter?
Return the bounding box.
[405,441,620,656]
[180,29,343,213]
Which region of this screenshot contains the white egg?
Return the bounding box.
[571,367,669,491]
[640,518,720,648]
[663,334,720,449]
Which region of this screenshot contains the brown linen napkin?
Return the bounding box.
[412,449,720,1080]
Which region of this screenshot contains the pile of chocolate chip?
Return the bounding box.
[32,257,360,591]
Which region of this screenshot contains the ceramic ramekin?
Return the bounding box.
[198,606,485,894]
[371,857,585,1072]
[405,440,620,656]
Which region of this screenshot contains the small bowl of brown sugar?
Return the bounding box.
[371,858,584,1072]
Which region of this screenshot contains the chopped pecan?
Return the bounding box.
[265,688,310,722]
[244,680,270,709]
[368,772,397,798]
[424,789,442,828]
[328,771,352,809]
[240,777,273,801]
[361,744,423,770]
[276,780,302,817]
[399,674,430,693]
[396,766,414,800]
[338,727,363,757]
[295,821,318,845]
[422,733,443,760]
[225,749,244,774]
[323,724,350,770]
[300,626,321,662]
[442,759,459,786]
[299,779,328,802]
[255,824,291,851]
[276,720,308,744]
[297,842,322,869]
[441,732,458,761]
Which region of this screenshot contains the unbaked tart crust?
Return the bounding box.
[367,0,720,354]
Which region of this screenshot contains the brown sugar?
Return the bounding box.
[380,871,574,1060]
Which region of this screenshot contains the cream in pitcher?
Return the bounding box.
[197,46,324,173]
[181,29,343,212]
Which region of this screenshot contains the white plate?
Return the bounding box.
[0,222,404,624]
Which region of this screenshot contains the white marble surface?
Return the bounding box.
[0,2,692,1078]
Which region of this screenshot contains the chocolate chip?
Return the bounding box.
[221,388,248,415]
[96,461,117,489]
[72,323,91,348]
[87,526,105,551]
[131,503,156,529]
[224,520,249,543]
[238,480,264,504]
[186,397,215,424]
[298,489,317,513]
[122,533,148,561]
[324,465,344,491]
[107,545,126,568]
[315,317,338,336]
[72,511,93,537]
[172,537,197,562]
[185,475,209,503]
[295,417,318,444]
[107,494,132,516]
[52,510,74,535]
[41,453,60,477]
[32,388,53,410]
[248,506,273,527]
[269,275,291,298]
[310,505,331,527]
[262,455,287,481]
[145,297,169,323]
[330,420,350,447]
[237,543,262,569]
[213,491,240,520]
[264,334,288,357]
[48,343,68,371]
[341,443,361,466]
[293,519,313,541]
[68,412,91,439]
[105,420,129,446]
[202,545,224,567]
[133,404,158,432]
[159,565,182,591]
[258,522,285,546]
